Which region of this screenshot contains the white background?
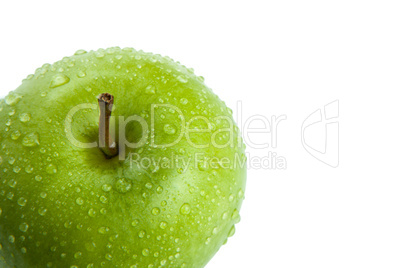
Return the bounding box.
[1,1,401,267]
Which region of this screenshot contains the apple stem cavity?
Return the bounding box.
[98,93,118,159]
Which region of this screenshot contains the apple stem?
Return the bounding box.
[98,93,118,158]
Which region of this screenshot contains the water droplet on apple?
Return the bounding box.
[98,227,109,234]
[77,70,86,78]
[74,251,82,259]
[177,75,188,83]
[142,248,150,256]
[198,161,209,171]
[13,166,21,173]
[102,184,112,192]
[156,186,163,194]
[145,85,156,94]
[180,203,191,215]
[180,98,188,105]
[105,253,113,261]
[76,197,84,205]
[8,179,17,188]
[11,130,21,140]
[238,189,244,199]
[131,219,139,227]
[46,164,57,174]
[38,207,47,216]
[138,230,146,238]
[50,74,70,88]
[88,208,96,217]
[159,221,167,229]
[25,165,34,173]
[95,50,105,58]
[74,49,87,55]
[222,212,228,220]
[17,197,27,206]
[163,124,176,135]
[114,178,132,193]
[100,195,108,203]
[8,157,16,165]
[5,92,22,106]
[19,222,29,232]
[228,225,236,237]
[232,209,241,223]
[8,235,15,243]
[22,132,40,147]
[151,207,160,215]
[35,175,43,181]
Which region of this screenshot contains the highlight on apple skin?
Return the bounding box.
[0,47,247,268]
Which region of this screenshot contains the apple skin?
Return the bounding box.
[0,47,246,267]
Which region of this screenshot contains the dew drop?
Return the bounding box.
[25,165,34,173]
[35,175,43,182]
[145,85,156,94]
[142,248,150,256]
[228,225,236,237]
[156,186,163,194]
[138,230,146,238]
[88,208,96,217]
[11,130,21,140]
[159,221,167,229]
[163,124,176,135]
[198,161,209,171]
[180,203,191,215]
[100,196,108,204]
[95,51,105,58]
[5,92,22,106]
[98,227,109,234]
[76,197,84,205]
[46,164,57,174]
[8,179,17,188]
[74,251,82,259]
[17,197,27,206]
[77,71,86,78]
[102,184,112,192]
[180,98,188,105]
[22,132,40,147]
[115,178,132,193]
[151,207,160,215]
[8,235,15,243]
[50,74,70,88]
[105,253,113,261]
[38,207,47,216]
[13,166,21,173]
[19,222,29,232]
[177,75,188,83]
[232,209,241,223]
[222,212,228,220]
[74,49,87,55]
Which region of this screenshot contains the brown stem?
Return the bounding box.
[98,93,118,158]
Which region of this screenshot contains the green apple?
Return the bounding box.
[0,47,247,267]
